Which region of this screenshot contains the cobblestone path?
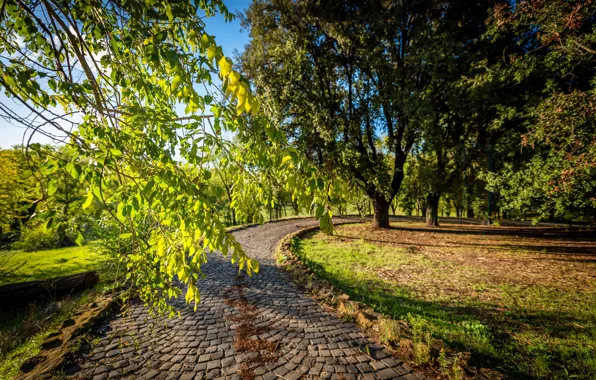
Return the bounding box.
[79,219,424,380]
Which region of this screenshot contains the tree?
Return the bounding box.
[241,0,441,228]
[480,0,596,221]
[241,0,503,227]
[0,149,35,240]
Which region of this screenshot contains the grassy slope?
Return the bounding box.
[0,245,107,285]
[295,223,596,379]
[0,245,114,379]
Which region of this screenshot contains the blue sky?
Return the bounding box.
[206,0,252,58]
[0,0,252,149]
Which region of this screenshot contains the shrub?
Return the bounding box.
[378,319,401,344]
[12,225,61,251]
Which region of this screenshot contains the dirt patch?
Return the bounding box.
[18,296,117,379]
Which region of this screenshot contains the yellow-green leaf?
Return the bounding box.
[47,180,57,196]
[82,190,94,209]
[172,75,182,91]
[218,57,232,77]
[207,46,216,62]
[75,231,84,246]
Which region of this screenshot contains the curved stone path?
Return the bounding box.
[78,219,424,380]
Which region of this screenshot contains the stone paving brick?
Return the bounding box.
[74,219,424,379]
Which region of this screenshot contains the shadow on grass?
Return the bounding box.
[336,233,596,259]
[334,223,596,258]
[385,224,596,241]
[291,238,596,379]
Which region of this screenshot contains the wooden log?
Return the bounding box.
[0,271,99,306]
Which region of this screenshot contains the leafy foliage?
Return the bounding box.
[0,0,333,315]
[241,0,507,227]
[479,0,596,220]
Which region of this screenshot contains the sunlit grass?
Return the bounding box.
[0,245,108,285]
[294,223,596,379]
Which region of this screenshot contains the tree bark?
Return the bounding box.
[372,196,391,228]
[426,193,441,226]
[0,271,98,305]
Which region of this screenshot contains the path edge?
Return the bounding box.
[272,223,430,378]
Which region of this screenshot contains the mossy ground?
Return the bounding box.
[0,245,108,286]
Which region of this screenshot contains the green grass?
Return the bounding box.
[0,245,108,285]
[293,226,596,379]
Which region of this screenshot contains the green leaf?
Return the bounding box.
[48,79,57,92]
[119,232,133,239]
[82,190,94,209]
[319,212,333,235]
[206,46,217,62]
[172,75,182,91]
[117,202,126,220]
[43,217,54,233]
[315,204,324,219]
[200,34,210,49]
[251,259,260,274]
[47,180,57,196]
[75,231,85,246]
[165,50,178,63]
[110,148,122,156]
[165,3,174,22]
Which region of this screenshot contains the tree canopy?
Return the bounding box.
[242,0,595,226]
[240,0,510,227]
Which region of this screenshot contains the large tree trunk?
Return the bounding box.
[372,196,391,228]
[425,193,441,226]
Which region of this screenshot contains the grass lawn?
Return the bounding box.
[0,245,108,286]
[0,245,115,379]
[294,222,596,379]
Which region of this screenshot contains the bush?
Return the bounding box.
[12,225,61,251]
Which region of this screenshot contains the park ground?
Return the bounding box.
[0,246,115,379]
[0,218,594,379]
[292,220,596,379]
